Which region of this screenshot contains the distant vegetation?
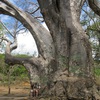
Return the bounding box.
[0,54,100,80]
[0,54,29,85]
[94,63,100,76]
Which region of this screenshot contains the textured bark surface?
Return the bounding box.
[0,0,55,85]
[38,0,93,77]
[0,0,100,99]
[0,0,54,60]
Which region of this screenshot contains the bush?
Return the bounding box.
[94,68,100,76]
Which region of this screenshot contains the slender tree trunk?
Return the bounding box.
[8,69,11,94]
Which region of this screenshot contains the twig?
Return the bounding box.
[0,20,14,37]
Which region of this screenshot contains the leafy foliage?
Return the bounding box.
[81,4,100,62]
[94,68,100,76]
[0,54,28,82]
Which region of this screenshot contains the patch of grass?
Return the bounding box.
[0,54,5,59]
[94,68,100,76]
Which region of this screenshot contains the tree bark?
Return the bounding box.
[0,0,100,99]
[0,0,54,60]
[37,0,99,99]
[38,0,93,77]
[0,0,55,85]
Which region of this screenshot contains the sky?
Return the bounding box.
[0,0,98,56]
[0,15,48,55]
[0,0,86,55]
[12,23,48,56]
[12,31,38,56]
[0,14,48,55]
[0,0,49,55]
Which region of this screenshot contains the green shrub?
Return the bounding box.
[94,68,100,76]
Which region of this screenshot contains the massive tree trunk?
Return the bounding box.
[0,0,100,99]
[0,0,55,84]
[38,0,93,77]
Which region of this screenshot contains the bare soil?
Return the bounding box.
[0,76,100,100]
[0,81,30,100]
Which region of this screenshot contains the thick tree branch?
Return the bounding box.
[5,53,44,66]
[1,36,16,55]
[5,48,48,76]
[4,36,47,72]
[37,0,60,40]
[10,38,17,52]
[0,19,18,53]
[0,36,11,43]
[0,0,54,59]
[0,0,55,74]
[88,0,100,16]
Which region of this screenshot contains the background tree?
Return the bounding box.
[81,2,100,62]
[0,0,100,99]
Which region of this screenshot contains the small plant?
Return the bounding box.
[94,63,100,76]
[94,68,100,76]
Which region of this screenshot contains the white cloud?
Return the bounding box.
[12,31,38,56]
[0,22,49,55]
[12,23,48,56]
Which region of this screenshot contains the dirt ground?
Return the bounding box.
[0,77,100,100]
[0,81,31,100]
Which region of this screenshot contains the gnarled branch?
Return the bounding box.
[0,0,54,60]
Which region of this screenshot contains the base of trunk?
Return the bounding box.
[38,75,100,100]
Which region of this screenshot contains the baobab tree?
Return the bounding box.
[0,0,100,99]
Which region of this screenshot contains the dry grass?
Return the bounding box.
[95,76,100,85]
[0,81,30,97]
